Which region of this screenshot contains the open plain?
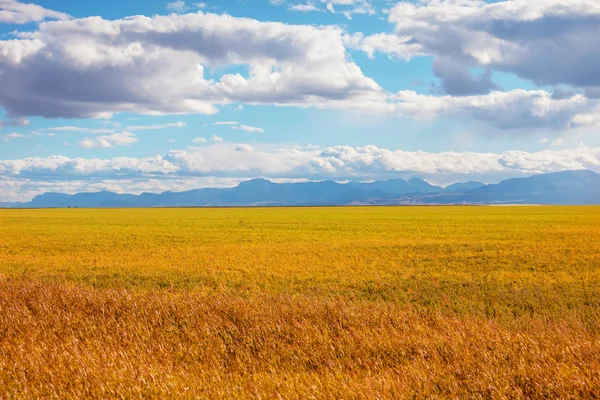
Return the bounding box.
[1,206,599,398]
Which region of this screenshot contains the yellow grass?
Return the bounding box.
[1,207,600,398]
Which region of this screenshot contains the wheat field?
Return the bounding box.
[1,207,599,398]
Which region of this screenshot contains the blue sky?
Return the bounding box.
[0,0,599,201]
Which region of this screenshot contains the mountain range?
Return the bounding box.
[2,170,600,208]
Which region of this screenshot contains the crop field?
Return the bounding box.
[1,206,600,398]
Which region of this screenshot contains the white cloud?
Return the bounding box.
[393,89,599,130]
[363,0,600,95]
[126,122,187,131]
[1,132,28,141]
[192,137,207,144]
[0,0,70,24]
[156,143,600,184]
[232,124,264,133]
[211,121,263,132]
[78,131,139,149]
[32,131,54,137]
[338,1,375,19]
[166,1,186,13]
[100,120,121,128]
[167,1,205,13]
[210,134,223,143]
[289,3,320,12]
[46,122,187,134]
[3,143,599,182]
[569,112,600,129]
[1,3,598,133]
[121,143,600,178]
[212,121,239,126]
[0,154,179,178]
[345,33,423,61]
[284,0,375,18]
[46,126,118,134]
[0,12,381,119]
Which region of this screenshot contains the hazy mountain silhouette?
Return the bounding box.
[444,181,486,193]
[441,170,600,205]
[2,170,599,208]
[347,177,443,195]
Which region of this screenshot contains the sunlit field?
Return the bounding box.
[1,207,599,398]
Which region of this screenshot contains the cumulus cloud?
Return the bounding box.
[0,0,70,24]
[78,131,139,149]
[192,137,207,144]
[355,0,600,96]
[393,89,600,130]
[210,134,223,143]
[0,12,382,119]
[1,5,598,132]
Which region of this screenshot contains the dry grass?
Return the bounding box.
[2,280,599,399]
[1,207,600,398]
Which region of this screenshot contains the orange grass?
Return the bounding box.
[1,280,599,399]
[1,207,600,398]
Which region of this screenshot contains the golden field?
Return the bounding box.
[1,206,599,398]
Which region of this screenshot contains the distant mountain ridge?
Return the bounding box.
[2,170,600,208]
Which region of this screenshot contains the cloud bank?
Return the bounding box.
[1,143,599,201]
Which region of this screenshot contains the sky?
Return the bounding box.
[0,0,599,202]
